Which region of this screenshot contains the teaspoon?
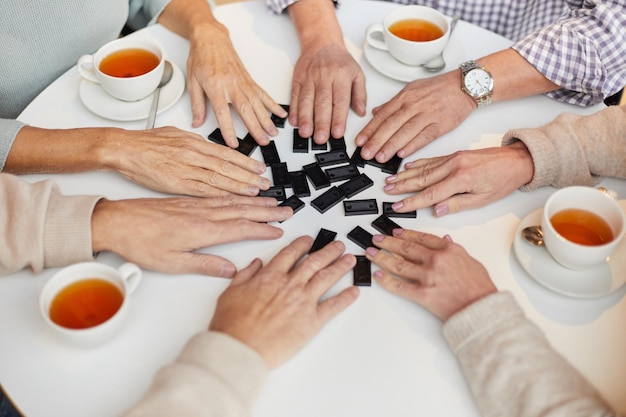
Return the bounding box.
[422,14,460,73]
[522,225,544,246]
[146,60,174,129]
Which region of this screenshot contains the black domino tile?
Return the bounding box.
[382,202,417,218]
[309,228,337,253]
[343,199,378,216]
[347,226,373,250]
[310,186,345,214]
[353,255,371,286]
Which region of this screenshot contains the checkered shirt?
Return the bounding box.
[266,0,626,106]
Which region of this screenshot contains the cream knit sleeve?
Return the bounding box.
[502,106,626,191]
[0,173,100,274]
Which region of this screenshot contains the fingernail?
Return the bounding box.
[220,264,236,278]
[391,201,403,210]
[386,175,397,182]
[376,151,386,162]
[366,247,378,256]
[384,183,396,192]
[404,161,414,168]
[314,131,327,144]
[374,270,384,279]
[361,148,372,159]
[355,135,365,146]
[255,162,267,173]
[444,234,454,242]
[259,177,271,189]
[435,205,449,217]
[398,149,406,158]
[247,185,260,195]
[332,126,343,138]
[392,228,403,236]
[300,125,312,137]
[269,127,278,136]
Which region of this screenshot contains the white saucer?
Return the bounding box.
[363,36,465,83]
[79,62,185,122]
[513,206,626,298]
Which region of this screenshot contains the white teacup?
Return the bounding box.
[40,262,142,347]
[365,5,450,66]
[541,186,625,270]
[77,37,164,102]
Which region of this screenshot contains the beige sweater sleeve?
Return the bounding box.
[0,173,101,274]
[443,292,621,417]
[502,106,626,191]
[122,331,268,417]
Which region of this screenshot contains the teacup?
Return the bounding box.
[39,262,142,346]
[541,186,625,270]
[365,5,450,66]
[77,37,164,102]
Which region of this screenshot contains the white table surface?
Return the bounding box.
[3,0,624,416]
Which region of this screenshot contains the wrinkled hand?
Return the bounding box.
[108,127,271,197]
[186,23,287,146]
[355,71,474,163]
[365,229,496,321]
[290,42,366,144]
[91,195,293,277]
[210,236,359,367]
[384,142,534,216]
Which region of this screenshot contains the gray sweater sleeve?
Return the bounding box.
[0,119,25,171]
[502,106,626,191]
[443,292,620,417]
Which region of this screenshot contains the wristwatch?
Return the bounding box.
[459,60,494,108]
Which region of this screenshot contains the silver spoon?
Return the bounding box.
[146,60,174,129]
[422,14,460,73]
[522,225,544,246]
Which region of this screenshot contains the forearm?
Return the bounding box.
[288,0,343,50]
[4,126,129,174]
[477,48,559,104]
[444,292,616,417]
[158,0,227,40]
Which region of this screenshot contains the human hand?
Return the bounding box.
[91,195,293,277]
[384,142,534,216]
[186,23,287,146]
[209,236,359,367]
[105,126,272,197]
[354,71,475,163]
[290,42,366,144]
[365,229,496,321]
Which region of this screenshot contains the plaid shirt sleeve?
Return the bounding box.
[266,0,299,14]
[512,0,626,106]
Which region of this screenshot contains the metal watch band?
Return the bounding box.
[459,60,493,108]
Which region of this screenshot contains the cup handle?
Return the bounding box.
[118,263,142,295]
[365,23,389,51]
[77,54,99,83]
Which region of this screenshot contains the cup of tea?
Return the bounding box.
[541,186,625,270]
[365,5,450,66]
[77,37,164,102]
[39,262,142,346]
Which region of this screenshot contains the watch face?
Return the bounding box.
[463,68,493,97]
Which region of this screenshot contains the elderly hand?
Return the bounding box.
[290,42,367,144]
[209,236,359,367]
[355,71,474,163]
[365,229,496,321]
[186,22,287,147]
[384,142,534,216]
[91,195,293,277]
[105,126,272,197]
